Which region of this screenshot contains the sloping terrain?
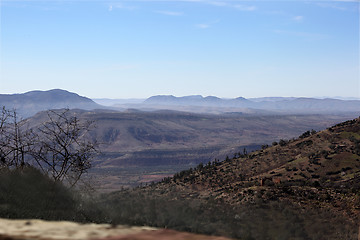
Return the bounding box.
[102,117,360,239]
[149,117,360,217]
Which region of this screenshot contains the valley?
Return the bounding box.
[1,90,360,190]
[25,109,359,190]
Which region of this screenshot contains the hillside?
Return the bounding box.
[0,89,102,118]
[102,117,360,239]
[26,109,358,190]
[149,117,360,216]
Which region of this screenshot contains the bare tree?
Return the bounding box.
[0,107,98,186]
[0,107,11,166]
[0,107,37,168]
[33,109,98,186]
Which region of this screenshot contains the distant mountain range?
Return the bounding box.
[1,89,359,118]
[0,89,102,118]
[144,95,250,107]
[143,95,360,113]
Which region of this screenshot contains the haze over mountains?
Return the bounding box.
[101,94,360,114]
[1,89,360,118]
[143,95,360,113]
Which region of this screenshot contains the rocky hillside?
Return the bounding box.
[102,117,360,239]
[151,117,360,216]
[165,117,360,189]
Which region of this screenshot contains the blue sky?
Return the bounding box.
[0,0,359,99]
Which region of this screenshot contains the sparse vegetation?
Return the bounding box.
[100,116,360,239]
[100,188,358,239]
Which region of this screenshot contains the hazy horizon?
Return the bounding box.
[0,0,359,99]
[2,88,360,101]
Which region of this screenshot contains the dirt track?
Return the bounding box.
[0,218,233,240]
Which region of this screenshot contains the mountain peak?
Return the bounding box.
[235,97,247,101]
[0,89,102,118]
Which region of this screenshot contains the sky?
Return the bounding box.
[0,0,359,99]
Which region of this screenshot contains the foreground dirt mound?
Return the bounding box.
[98,229,232,240]
[0,218,233,240]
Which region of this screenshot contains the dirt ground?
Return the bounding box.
[0,218,233,240]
